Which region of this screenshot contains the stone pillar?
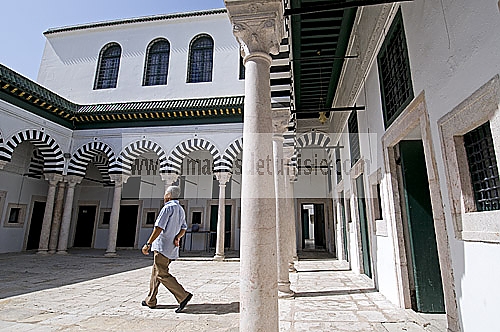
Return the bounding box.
[57,175,83,254]
[105,174,129,256]
[284,147,298,271]
[214,171,232,261]
[48,181,67,253]
[225,1,284,331]
[38,174,63,254]
[272,111,294,297]
[161,173,179,192]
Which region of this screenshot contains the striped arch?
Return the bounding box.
[295,131,334,162]
[26,148,44,178]
[119,139,168,175]
[217,137,243,173]
[67,141,118,177]
[1,129,64,174]
[93,154,112,186]
[166,138,222,174]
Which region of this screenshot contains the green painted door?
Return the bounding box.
[301,206,309,249]
[339,192,349,261]
[356,176,372,278]
[399,140,445,313]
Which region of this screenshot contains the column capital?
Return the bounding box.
[65,175,83,188]
[0,160,7,169]
[225,0,284,57]
[109,174,129,186]
[272,109,290,136]
[44,173,64,185]
[215,171,232,186]
[161,173,179,185]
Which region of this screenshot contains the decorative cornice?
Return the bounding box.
[44,9,228,35]
[225,1,284,56]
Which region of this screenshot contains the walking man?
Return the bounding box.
[141,185,193,313]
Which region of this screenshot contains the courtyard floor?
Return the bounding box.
[0,249,446,331]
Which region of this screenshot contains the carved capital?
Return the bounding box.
[65,175,83,188]
[215,171,232,186]
[272,109,291,135]
[109,174,129,186]
[44,173,64,186]
[225,0,284,57]
[161,173,179,187]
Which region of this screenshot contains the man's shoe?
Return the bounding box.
[175,293,193,313]
[142,300,156,309]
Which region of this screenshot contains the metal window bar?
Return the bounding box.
[96,45,121,89]
[145,40,170,86]
[378,12,413,125]
[189,37,213,83]
[464,122,500,211]
[348,111,360,167]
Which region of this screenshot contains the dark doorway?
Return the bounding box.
[209,204,232,249]
[301,203,326,250]
[339,192,349,261]
[398,140,445,313]
[26,201,46,250]
[117,205,139,247]
[74,205,97,247]
[356,176,372,278]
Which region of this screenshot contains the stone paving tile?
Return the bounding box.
[0,250,446,331]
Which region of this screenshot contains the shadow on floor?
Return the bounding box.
[294,287,377,298]
[0,249,170,299]
[153,302,240,315]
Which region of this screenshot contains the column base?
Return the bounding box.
[48,250,57,254]
[278,281,294,298]
[37,250,49,255]
[105,252,118,257]
[56,250,68,255]
[213,254,225,261]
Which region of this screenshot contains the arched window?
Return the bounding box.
[94,43,121,89]
[143,38,170,86]
[187,35,214,83]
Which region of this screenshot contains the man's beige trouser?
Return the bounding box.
[144,251,189,306]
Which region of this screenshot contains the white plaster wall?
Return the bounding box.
[38,12,244,104]
[0,100,74,155]
[294,147,330,198]
[0,100,73,253]
[401,2,500,330]
[334,1,500,329]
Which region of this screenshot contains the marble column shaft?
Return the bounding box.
[106,175,128,256]
[161,173,179,192]
[38,174,63,254]
[49,181,67,253]
[214,171,232,261]
[57,176,82,254]
[273,134,293,296]
[225,2,284,330]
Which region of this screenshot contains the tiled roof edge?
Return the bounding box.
[44,8,228,35]
[0,63,78,113]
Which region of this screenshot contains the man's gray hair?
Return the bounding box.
[166,186,181,199]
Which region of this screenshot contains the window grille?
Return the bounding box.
[348,111,360,167]
[377,9,413,128]
[336,147,342,184]
[188,35,214,83]
[95,44,121,89]
[464,121,500,211]
[239,55,245,80]
[144,39,170,86]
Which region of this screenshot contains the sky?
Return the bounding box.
[0,0,226,81]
